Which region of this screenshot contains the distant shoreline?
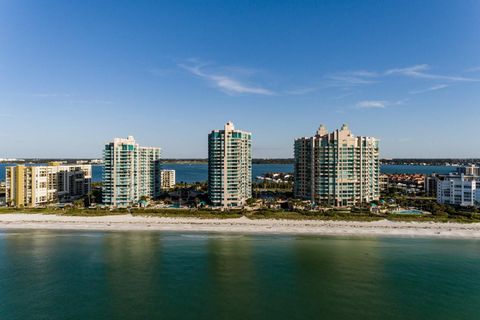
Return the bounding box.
[1,214,480,238]
[0,159,295,165]
[1,158,479,166]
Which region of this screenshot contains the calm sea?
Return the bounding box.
[0,231,479,320]
[0,163,457,183]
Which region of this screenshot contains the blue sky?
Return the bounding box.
[1,0,479,158]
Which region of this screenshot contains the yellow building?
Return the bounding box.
[5,164,92,207]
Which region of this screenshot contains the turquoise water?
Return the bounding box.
[0,231,479,320]
[394,209,424,215]
[0,163,456,183]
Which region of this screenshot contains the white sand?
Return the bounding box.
[0,214,480,238]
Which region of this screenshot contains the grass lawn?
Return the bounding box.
[0,207,479,223]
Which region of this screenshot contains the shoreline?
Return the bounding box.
[0,214,480,238]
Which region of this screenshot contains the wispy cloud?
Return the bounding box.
[356,100,388,109]
[348,70,379,77]
[325,71,378,88]
[325,64,477,94]
[328,75,377,86]
[179,62,274,95]
[67,99,114,105]
[466,67,480,73]
[0,113,14,118]
[313,64,477,101]
[410,84,449,94]
[284,86,321,95]
[285,71,377,95]
[385,64,476,82]
[330,90,356,100]
[178,60,476,98]
[355,99,407,109]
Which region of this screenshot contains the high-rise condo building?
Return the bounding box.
[5,162,92,207]
[294,124,380,207]
[102,136,161,207]
[208,122,252,208]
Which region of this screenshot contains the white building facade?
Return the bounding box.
[208,122,252,208]
[102,136,161,207]
[437,174,480,207]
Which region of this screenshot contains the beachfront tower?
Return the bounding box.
[102,136,161,207]
[294,124,380,207]
[208,122,252,208]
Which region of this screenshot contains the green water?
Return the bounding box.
[0,231,479,320]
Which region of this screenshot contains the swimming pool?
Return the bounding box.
[393,209,424,215]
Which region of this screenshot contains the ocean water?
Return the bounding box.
[0,163,456,183]
[0,231,479,320]
[163,163,295,183]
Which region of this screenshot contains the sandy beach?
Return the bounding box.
[0,213,479,238]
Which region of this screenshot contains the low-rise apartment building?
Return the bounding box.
[160,169,176,190]
[457,165,480,176]
[436,174,480,207]
[5,163,92,207]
